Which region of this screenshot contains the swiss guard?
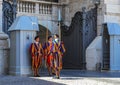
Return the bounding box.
[30,36,43,77]
[53,34,66,79]
[43,36,55,76]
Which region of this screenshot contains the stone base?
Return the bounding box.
[0,32,9,75]
[9,66,32,76]
[0,32,8,39]
[86,36,102,71]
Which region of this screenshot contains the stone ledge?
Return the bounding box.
[104,0,120,5]
[104,15,120,23]
[105,4,120,14]
[0,33,8,40]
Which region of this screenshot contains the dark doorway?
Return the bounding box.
[102,24,110,70]
[37,24,51,44]
[61,7,97,69]
[43,0,58,3]
[37,24,51,68]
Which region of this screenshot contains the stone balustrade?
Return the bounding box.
[17,0,63,35]
[17,0,59,16]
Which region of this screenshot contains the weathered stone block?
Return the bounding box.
[104,0,120,5]
[86,36,102,71]
[104,15,120,24]
[106,4,120,14]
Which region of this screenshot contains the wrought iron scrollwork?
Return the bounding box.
[61,11,83,36]
[61,6,97,37]
[62,6,97,69]
[2,0,17,34]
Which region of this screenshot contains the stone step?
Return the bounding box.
[103,59,110,62]
[103,62,109,65]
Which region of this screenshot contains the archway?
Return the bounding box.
[37,24,51,44]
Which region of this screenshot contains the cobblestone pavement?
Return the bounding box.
[0,70,120,85]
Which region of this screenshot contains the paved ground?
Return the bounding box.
[0,70,120,85]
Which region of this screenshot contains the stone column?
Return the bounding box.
[35,3,39,14]
[0,0,9,75]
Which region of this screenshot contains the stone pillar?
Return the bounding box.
[0,0,9,75]
[0,0,3,33]
[35,3,39,14]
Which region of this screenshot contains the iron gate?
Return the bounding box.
[61,6,97,69]
[2,0,17,34]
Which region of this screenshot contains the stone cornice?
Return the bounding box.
[0,33,8,40]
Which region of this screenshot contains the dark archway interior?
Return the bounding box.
[37,24,51,44]
[43,0,58,3]
[37,24,51,68]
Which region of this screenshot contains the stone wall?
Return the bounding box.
[97,0,104,35]
[103,0,120,24]
[97,0,120,35]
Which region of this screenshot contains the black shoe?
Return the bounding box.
[58,76,60,79]
[34,75,37,77]
[52,73,56,75]
[36,75,40,77]
[49,74,52,76]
